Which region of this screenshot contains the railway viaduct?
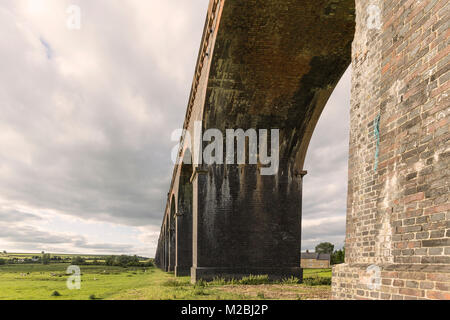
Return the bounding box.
[154,0,449,299]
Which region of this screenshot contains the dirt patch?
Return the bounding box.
[217,284,331,300]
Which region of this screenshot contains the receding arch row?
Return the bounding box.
[155,150,194,275]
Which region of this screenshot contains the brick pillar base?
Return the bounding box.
[191,267,303,283]
[332,263,450,300]
[175,266,191,277]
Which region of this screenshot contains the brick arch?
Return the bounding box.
[175,154,194,276]
[167,194,176,272]
[201,0,355,171]
[189,0,355,282]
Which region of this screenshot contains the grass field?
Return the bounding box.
[0,263,332,300]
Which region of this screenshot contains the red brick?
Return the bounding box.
[403,192,425,204]
[427,273,450,282]
[427,291,450,300]
[399,288,423,297]
[435,282,450,292]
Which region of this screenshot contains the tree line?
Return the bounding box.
[314,242,345,265]
[0,252,153,268]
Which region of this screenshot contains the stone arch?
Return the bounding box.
[175,153,194,276]
[168,195,176,272]
[190,0,355,282]
[164,217,169,272]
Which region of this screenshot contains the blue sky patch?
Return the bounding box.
[39,37,53,59]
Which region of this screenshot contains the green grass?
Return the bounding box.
[303,268,332,278]
[0,264,332,300]
[0,264,156,300]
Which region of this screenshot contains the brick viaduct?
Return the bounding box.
[154,0,449,300]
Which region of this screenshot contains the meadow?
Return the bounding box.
[0,261,332,300]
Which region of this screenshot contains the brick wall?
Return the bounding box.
[332,0,449,300]
[301,259,331,269]
[333,264,450,300]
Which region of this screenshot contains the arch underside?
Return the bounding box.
[204,0,355,170]
[175,162,193,276]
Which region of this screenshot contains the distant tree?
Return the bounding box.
[104,255,142,267]
[91,259,103,265]
[2,250,6,254]
[315,242,335,254]
[42,253,51,265]
[116,255,140,267]
[105,256,115,266]
[142,259,154,267]
[331,248,345,265]
[71,256,86,265]
[0,258,6,265]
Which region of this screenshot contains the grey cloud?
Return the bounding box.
[0,210,43,222]
[0,1,208,231]
[0,223,137,254]
[73,239,134,253]
[0,224,76,244]
[0,1,350,255]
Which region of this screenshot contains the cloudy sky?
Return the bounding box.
[0,0,350,257]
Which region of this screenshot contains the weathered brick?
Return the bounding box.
[380,293,391,299]
[416,231,430,239]
[426,290,450,300]
[399,288,423,297]
[429,248,443,255]
[406,280,419,288]
[427,273,450,282]
[430,230,445,238]
[422,239,450,247]
[435,282,450,292]
[393,279,405,287]
[430,213,445,222]
[399,272,427,280]
[419,281,434,290]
